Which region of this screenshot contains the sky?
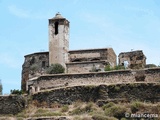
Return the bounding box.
[1,0,160,94]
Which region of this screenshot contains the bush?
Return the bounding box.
[130,101,145,113]
[145,64,157,68]
[46,63,65,74]
[69,103,94,115]
[104,65,125,71]
[102,102,115,110]
[104,65,112,71]
[10,89,23,95]
[61,105,69,112]
[104,105,127,119]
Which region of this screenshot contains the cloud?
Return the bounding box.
[8,5,52,19]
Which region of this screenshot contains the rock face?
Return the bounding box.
[32,83,160,106]
[0,95,26,114]
[118,50,146,69]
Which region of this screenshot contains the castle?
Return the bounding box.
[21,13,147,94]
[1,13,160,115]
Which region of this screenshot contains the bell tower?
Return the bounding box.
[48,13,69,69]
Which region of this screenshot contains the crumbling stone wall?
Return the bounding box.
[69,48,116,67]
[118,50,146,69]
[0,95,26,114]
[28,70,134,93]
[66,61,109,73]
[32,83,160,105]
[21,52,49,91]
[28,68,160,93]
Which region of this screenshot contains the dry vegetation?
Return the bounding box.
[0,100,160,120]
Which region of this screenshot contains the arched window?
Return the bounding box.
[54,22,59,35]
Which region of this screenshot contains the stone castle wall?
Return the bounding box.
[0,95,26,114]
[69,48,116,66]
[28,68,160,93]
[33,83,160,105]
[66,61,108,73]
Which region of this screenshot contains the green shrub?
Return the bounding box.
[145,64,157,68]
[130,101,144,113]
[70,103,94,115]
[10,89,23,95]
[104,65,112,71]
[104,65,125,71]
[102,102,115,110]
[46,63,65,74]
[61,105,69,112]
[69,107,83,115]
[114,65,125,70]
[34,108,62,117]
[84,102,94,113]
[104,105,127,119]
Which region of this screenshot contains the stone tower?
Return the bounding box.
[49,13,69,69]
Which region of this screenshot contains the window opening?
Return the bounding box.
[54,22,59,35]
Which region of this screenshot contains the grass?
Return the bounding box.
[1,100,160,120]
[61,105,69,112]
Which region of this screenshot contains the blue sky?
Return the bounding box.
[1,0,160,94]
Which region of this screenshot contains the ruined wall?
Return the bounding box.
[21,52,49,91]
[67,48,116,73]
[118,50,146,69]
[28,68,160,93]
[29,70,134,92]
[0,95,26,114]
[66,61,108,73]
[33,83,160,105]
[69,48,116,65]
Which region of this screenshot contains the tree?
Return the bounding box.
[46,63,65,74]
[0,79,3,95]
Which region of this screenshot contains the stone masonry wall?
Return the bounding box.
[22,52,49,91]
[118,50,146,69]
[32,83,160,105]
[0,95,26,114]
[66,61,108,73]
[68,48,116,66]
[29,68,160,93]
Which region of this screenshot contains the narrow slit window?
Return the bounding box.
[54,22,59,35]
[42,61,46,68]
